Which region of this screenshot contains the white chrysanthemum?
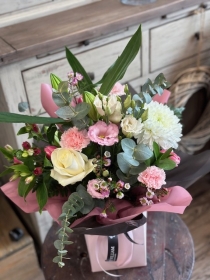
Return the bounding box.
[135,101,182,150]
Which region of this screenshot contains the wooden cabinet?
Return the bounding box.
[0,192,43,280]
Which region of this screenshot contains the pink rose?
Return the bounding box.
[60,127,90,152]
[161,150,180,167]
[87,179,110,199]
[137,166,166,189]
[152,89,171,104]
[44,146,57,159]
[109,82,125,96]
[88,121,119,146]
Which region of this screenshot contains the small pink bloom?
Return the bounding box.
[60,127,90,152]
[72,77,78,86]
[161,150,180,167]
[33,167,43,176]
[22,141,31,150]
[138,166,166,190]
[34,148,41,156]
[13,157,23,165]
[152,89,171,104]
[100,211,107,218]
[76,72,83,81]
[44,146,57,159]
[104,158,111,166]
[88,121,119,146]
[87,179,110,199]
[67,71,74,78]
[139,197,149,206]
[109,82,125,96]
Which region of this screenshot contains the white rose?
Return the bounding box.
[121,115,143,138]
[50,148,95,186]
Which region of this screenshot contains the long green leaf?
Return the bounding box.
[65,47,93,91]
[99,25,142,96]
[0,112,63,124]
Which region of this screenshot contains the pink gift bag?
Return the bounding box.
[85,219,147,273]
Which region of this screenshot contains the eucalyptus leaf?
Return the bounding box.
[117,153,130,174]
[123,154,139,166]
[129,164,146,175]
[133,144,153,161]
[53,256,61,263]
[76,185,95,214]
[73,102,90,121]
[121,138,136,154]
[55,106,76,120]
[54,240,64,250]
[18,102,29,112]
[58,81,69,93]
[52,93,68,107]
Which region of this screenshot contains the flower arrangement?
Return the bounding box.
[0,25,192,269]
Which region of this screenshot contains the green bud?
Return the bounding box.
[124,84,129,94]
[22,152,28,158]
[20,172,31,177]
[83,91,98,121]
[124,94,131,110]
[131,100,136,109]
[9,173,20,182]
[102,170,109,177]
[4,144,13,152]
[25,175,35,184]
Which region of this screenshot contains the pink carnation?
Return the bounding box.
[60,127,90,152]
[109,82,125,96]
[87,179,110,199]
[137,166,166,189]
[88,121,119,146]
[161,149,180,167]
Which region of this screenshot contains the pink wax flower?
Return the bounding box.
[88,121,119,146]
[109,82,125,96]
[33,167,43,176]
[22,141,31,150]
[87,179,110,199]
[138,166,166,190]
[161,150,181,167]
[13,157,23,165]
[60,127,90,152]
[44,146,57,159]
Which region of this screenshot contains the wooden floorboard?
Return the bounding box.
[181,174,210,280]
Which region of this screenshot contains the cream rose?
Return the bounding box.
[50,148,95,186]
[121,115,143,138]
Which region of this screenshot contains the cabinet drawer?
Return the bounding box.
[22,37,141,115]
[150,9,210,72]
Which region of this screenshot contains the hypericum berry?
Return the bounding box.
[27,149,34,156]
[34,148,41,156]
[32,124,39,133]
[33,167,43,176]
[22,141,31,150]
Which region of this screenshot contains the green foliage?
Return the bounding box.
[99,25,142,96]
[36,181,48,212]
[53,191,85,268]
[65,47,93,92]
[50,73,62,90]
[55,103,90,121]
[82,91,98,121]
[0,112,63,124]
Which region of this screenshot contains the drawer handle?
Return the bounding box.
[9,228,24,241]
[194,32,200,41]
[82,40,90,46]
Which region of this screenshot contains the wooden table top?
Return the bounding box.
[41,212,194,280]
[0,0,206,66]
